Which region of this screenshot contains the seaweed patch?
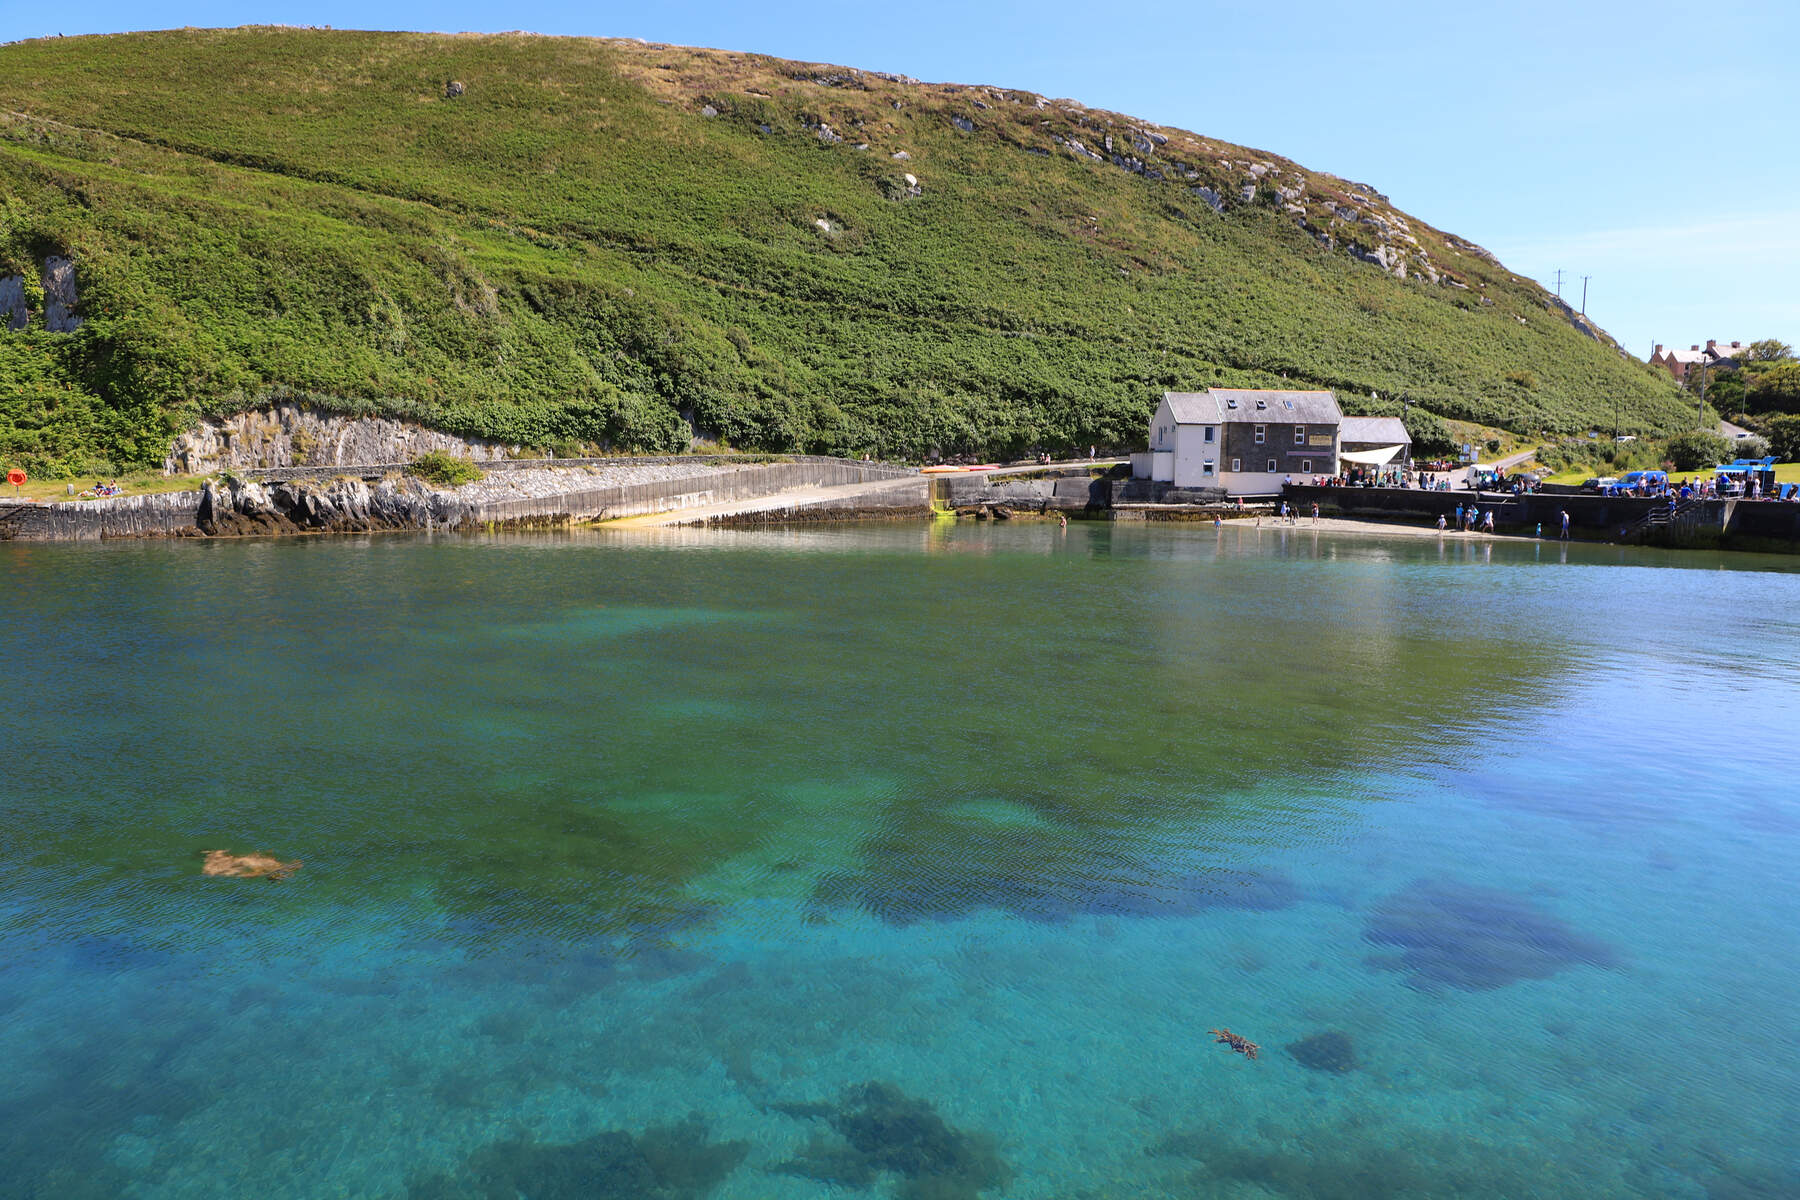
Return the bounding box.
[1362,878,1616,991]
[775,1081,1009,1200]
[407,1115,748,1200]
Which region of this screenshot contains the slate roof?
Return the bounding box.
[1163,389,1342,426]
[1162,391,1223,424]
[1340,416,1412,446]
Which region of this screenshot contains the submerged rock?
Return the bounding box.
[1362,878,1616,991]
[1286,1030,1356,1073]
[201,850,301,880]
[777,1081,1008,1200]
[407,1116,747,1200]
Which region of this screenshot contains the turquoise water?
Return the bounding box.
[2,523,1797,1199]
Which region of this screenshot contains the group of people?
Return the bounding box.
[1681,475,1796,501]
[1269,499,1322,526]
[1438,504,1498,534]
[80,480,124,497]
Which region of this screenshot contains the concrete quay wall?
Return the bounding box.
[1286,484,1800,548]
[1287,485,1681,530]
[935,472,1106,511]
[1,491,205,540]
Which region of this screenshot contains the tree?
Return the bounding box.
[1745,338,1794,362]
[1665,430,1732,472]
[1764,414,1800,462]
[1747,361,1800,414]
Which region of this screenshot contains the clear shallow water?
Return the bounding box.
[2,523,1797,1199]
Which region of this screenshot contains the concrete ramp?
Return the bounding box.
[603,474,929,527]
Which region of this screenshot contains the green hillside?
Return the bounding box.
[0,27,1692,473]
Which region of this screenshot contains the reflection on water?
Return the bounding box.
[2,524,1797,1198]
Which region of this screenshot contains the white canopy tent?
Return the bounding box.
[1338,445,1406,466]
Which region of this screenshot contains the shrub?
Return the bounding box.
[409,449,485,487]
[1664,431,1732,472]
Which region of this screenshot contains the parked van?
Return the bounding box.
[1617,470,1667,492]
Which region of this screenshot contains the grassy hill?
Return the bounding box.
[0,27,1694,474]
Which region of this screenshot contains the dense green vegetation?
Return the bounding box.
[0,28,1695,474]
[408,449,486,486]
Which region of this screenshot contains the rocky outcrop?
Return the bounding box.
[0,255,82,331]
[0,276,25,330]
[196,473,454,535]
[166,406,519,474]
[42,256,80,331]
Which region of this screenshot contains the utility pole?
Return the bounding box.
[1696,358,1709,429]
[1552,269,1565,298]
[1580,275,1590,316]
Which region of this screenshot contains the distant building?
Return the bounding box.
[1651,339,1745,385]
[1338,416,1412,470]
[1136,388,1341,496]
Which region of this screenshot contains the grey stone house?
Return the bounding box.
[1136,388,1341,496]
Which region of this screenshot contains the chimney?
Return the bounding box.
[1706,339,1717,350]
[1654,344,1663,356]
[1731,341,1742,349]
[1691,344,1700,351]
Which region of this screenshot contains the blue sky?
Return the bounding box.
[8,0,1796,357]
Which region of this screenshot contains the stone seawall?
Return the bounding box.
[3,459,917,541]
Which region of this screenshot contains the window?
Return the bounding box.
[1255,399,1267,410]
[1302,460,1312,473]
[1204,426,1214,443]
[1226,398,1238,409]
[1231,458,1241,472]
[1254,424,1265,444]
[1294,425,1305,444]
[1203,460,1215,476]
[1266,458,1277,473]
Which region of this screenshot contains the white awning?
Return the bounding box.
[1339,445,1405,465]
